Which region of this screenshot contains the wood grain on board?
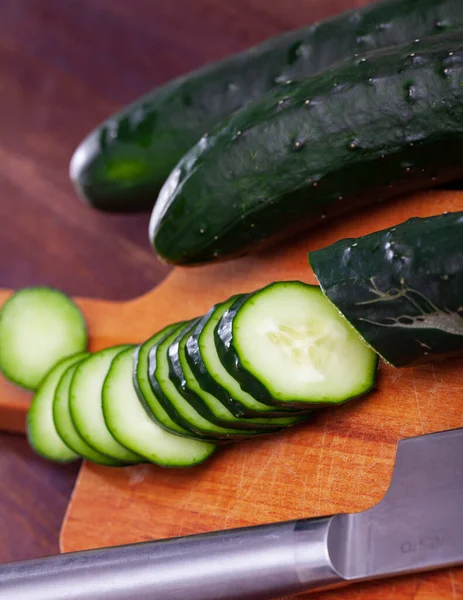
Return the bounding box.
[61,191,463,600]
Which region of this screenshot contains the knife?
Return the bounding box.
[1,427,462,600]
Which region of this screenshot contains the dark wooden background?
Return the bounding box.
[0,0,372,563]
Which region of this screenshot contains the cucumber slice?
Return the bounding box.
[0,287,87,390]
[53,363,123,466]
[27,353,88,462]
[134,322,198,438]
[70,345,141,463]
[103,348,216,467]
[169,320,308,430]
[215,281,378,406]
[149,321,275,441]
[185,297,303,416]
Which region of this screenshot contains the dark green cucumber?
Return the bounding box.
[168,319,308,430]
[151,30,463,265]
[309,211,463,367]
[149,321,278,441]
[215,281,378,407]
[185,297,304,417]
[71,0,463,212]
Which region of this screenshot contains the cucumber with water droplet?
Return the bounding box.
[71,0,463,212]
[150,30,463,265]
[309,211,463,367]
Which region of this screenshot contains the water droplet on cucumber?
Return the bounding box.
[276,98,291,111]
[405,82,417,103]
[435,19,449,30]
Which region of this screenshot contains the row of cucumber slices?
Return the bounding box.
[25,281,377,467]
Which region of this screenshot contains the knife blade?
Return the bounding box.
[1,427,462,600]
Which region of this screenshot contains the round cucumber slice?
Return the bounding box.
[215,281,378,406]
[53,363,123,466]
[103,348,216,467]
[170,320,306,430]
[69,345,142,463]
[185,297,303,417]
[150,322,277,441]
[27,353,88,462]
[134,322,195,438]
[0,287,88,390]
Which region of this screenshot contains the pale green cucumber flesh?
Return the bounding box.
[69,345,141,462]
[53,362,122,466]
[27,353,88,462]
[215,281,378,406]
[103,348,216,467]
[0,287,87,390]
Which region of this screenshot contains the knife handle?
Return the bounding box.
[0,516,346,600]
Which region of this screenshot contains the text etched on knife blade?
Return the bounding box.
[400,531,446,554]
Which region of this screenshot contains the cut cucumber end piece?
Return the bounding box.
[27,353,89,462]
[308,211,463,367]
[0,287,88,390]
[218,281,378,405]
[104,348,216,467]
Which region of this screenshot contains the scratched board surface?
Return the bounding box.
[61,192,463,599]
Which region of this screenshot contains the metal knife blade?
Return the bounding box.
[328,427,463,581]
[0,427,462,600]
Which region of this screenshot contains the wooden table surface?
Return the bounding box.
[0,0,376,564]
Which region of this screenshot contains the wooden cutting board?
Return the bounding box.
[1,190,462,598]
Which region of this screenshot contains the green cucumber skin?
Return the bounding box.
[151,31,463,265]
[148,322,272,442]
[309,211,463,367]
[168,319,305,430]
[215,294,280,405]
[185,301,304,417]
[71,0,463,212]
[133,322,200,440]
[147,322,216,441]
[215,283,379,408]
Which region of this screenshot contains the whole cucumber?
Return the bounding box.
[149,31,463,265]
[71,0,463,212]
[308,211,463,367]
